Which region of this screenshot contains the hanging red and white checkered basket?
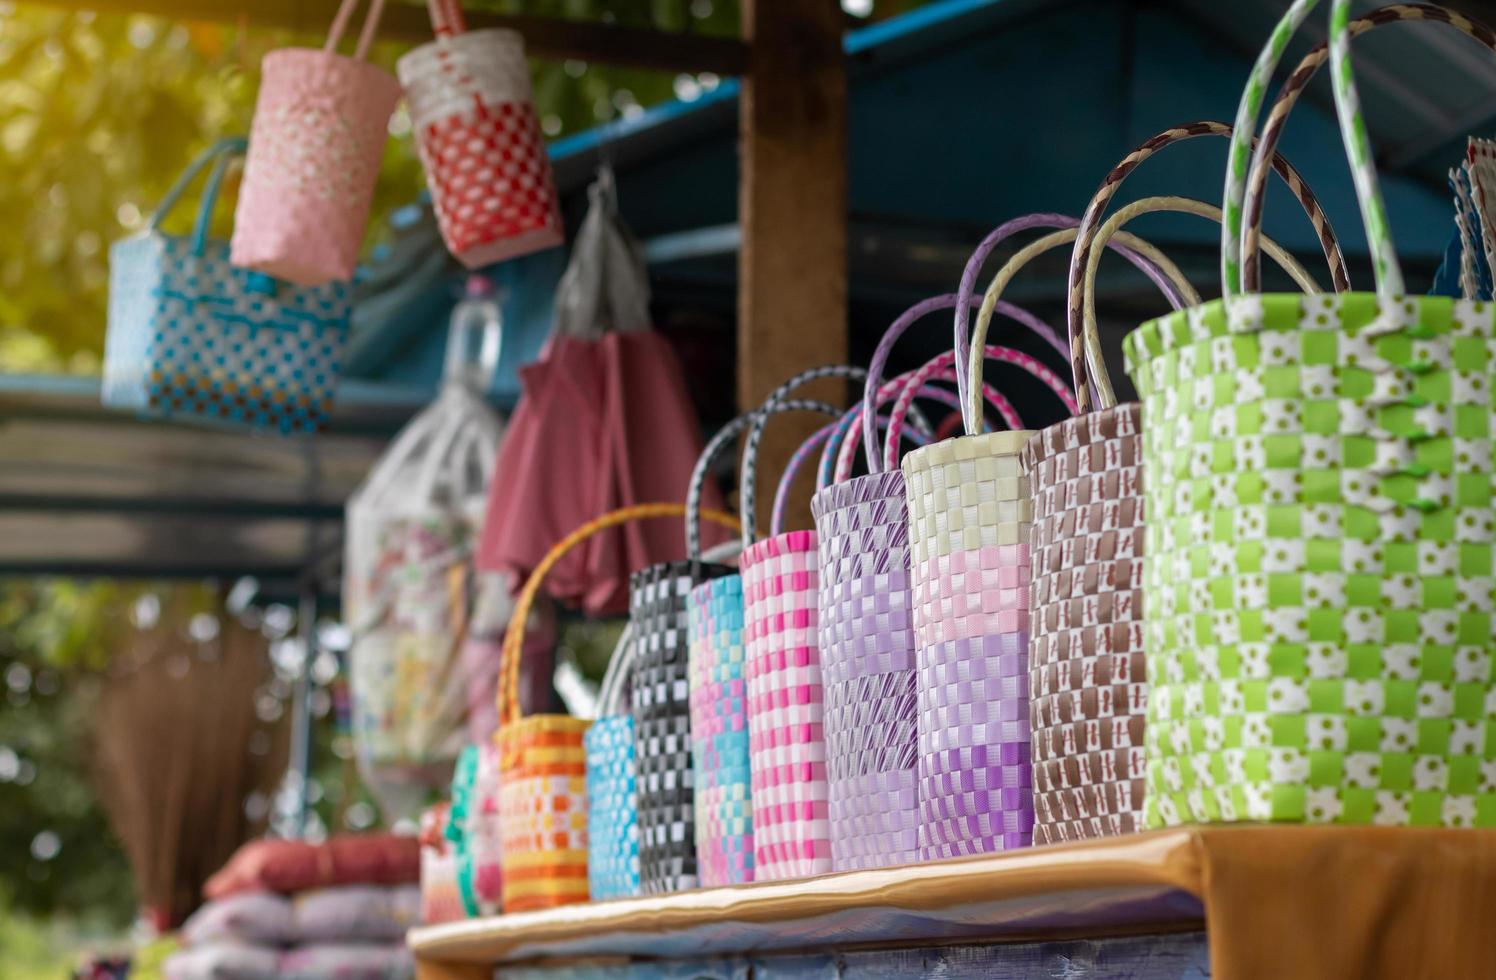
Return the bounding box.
[398,0,564,268]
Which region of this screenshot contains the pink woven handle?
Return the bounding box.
[824,385,960,488]
[427,0,467,37]
[886,345,1076,470]
[833,366,1004,485]
[325,0,387,60]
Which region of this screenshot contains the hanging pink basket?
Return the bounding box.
[231,0,401,286]
[400,0,564,268]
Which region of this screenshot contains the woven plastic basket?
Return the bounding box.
[398,0,563,267]
[584,621,642,901]
[628,560,733,894]
[1125,0,1496,829]
[899,290,1081,858]
[737,367,870,881]
[231,0,400,286]
[104,137,350,434]
[497,503,735,910]
[681,398,837,887]
[807,294,1062,871]
[584,714,638,900]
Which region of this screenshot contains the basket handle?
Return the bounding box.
[769,420,839,538]
[896,344,1073,469]
[1069,122,1347,413]
[738,365,865,544]
[865,293,1061,475]
[1242,4,1496,292]
[1080,196,1317,379]
[684,398,838,561]
[426,0,467,38]
[833,365,1000,486]
[968,224,1196,425]
[326,0,387,61]
[825,385,954,489]
[951,214,1192,435]
[593,623,636,721]
[769,401,935,529]
[151,137,247,258]
[874,364,1016,476]
[498,503,740,728]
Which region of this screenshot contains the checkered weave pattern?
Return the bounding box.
[232,49,400,286]
[496,715,591,912]
[1124,293,1496,828]
[811,470,922,870]
[740,530,832,880]
[106,163,350,435]
[903,432,1037,858]
[1023,407,1148,843]
[584,714,640,900]
[399,30,563,268]
[687,575,755,885]
[628,561,735,894]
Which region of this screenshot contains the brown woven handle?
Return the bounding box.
[498,503,740,727]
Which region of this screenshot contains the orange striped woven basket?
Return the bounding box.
[496,503,738,912]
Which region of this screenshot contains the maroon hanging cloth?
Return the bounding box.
[477,168,726,615]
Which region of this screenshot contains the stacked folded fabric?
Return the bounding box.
[165,835,420,980]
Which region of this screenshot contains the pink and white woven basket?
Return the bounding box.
[398,0,563,268]
[231,0,401,286]
[735,371,856,881]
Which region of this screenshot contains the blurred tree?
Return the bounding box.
[0,580,373,929]
[0,0,935,373]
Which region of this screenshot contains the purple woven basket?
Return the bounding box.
[808,295,1031,872]
[811,470,919,870]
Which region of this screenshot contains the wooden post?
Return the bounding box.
[738,0,849,533]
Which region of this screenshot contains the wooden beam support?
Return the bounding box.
[737,0,848,532]
[30,0,748,75]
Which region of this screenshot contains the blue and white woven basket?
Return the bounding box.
[584,713,640,900]
[105,136,350,435]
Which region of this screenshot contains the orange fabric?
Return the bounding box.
[1193,826,1496,980]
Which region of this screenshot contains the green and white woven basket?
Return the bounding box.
[1124,0,1496,829]
[1125,293,1496,828]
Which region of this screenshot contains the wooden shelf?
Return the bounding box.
[408,829,1205,972]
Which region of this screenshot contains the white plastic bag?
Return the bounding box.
[345,279,517,821]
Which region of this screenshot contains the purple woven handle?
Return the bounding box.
[862,293,1060,474]
[952,213,1188,433]
[882,363,1018,470]
[772,418,882,538]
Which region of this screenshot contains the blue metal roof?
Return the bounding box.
[350,0,1464,398]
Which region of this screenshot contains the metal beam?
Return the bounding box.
[31,0,748,75]
[0,493,343,520]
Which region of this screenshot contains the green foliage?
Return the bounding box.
[0,623,136,927]
[0,0,941,374]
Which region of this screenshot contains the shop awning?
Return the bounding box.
[0,374,424,596]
